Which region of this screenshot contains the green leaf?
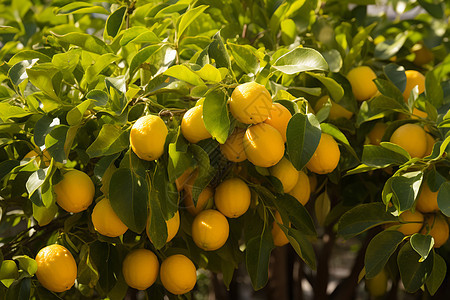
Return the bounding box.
[14,256,37,276]
[417,0,444,19]
[315,191,331,227]
[437,181,450,217]
[0,260,19,288]
[208,31,231,69]
[85,54,120,84]
[87,90,109,107]
[105,6,127,39]
[52,32,111,55]
[34,115,59,147]
[306,72,344,102]
[245,224,274,290]
[410,234,434,262]
[177,5,209,39]
[0,103,32,121]
[425,71,443,108]
[67,100,94,126]
[56,2,109,15]
[164,65,204,86]
[286,227,316,270]
[361,144,410,168]
[129,45,162,76]
[33,202,58,227]
[228,43,259,75]
[26,65,61,100]
[374,32,408,60]
[7,51,51,66]
[120,27,161,46]
[0,160,19,181]
[365,230,404,279]
[426,252,446,296]
[390,171,423,212]
[5,277,31,300]
[8,59,38,86]
[152,164,178,220]
[286,113,321,171]
[397,242,433,293]
[167,129,193,182]
[0,25,19,34]
[383,63,406,93]
[337,203,397,239]
[373,78,406,107]
[194,64,223,83]
[26,168,50,203]
[109,168,149,233]
[203,89,230,144]
[272,47,328,75]
[45,125,69,163]
[78,245,99,288]
[320,123,358,159]
[86,124,129,158]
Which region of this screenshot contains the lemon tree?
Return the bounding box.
[0,0,450,299]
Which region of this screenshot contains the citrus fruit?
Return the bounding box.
[263,103,292,141]
[269,157,299,193]
[147,211,180,244]
[422,214,449,248]
[424,133,435,157]
[271,211,289,247]
[175,167,194,192]
[35,244,77,292]
[192,209,229,251]
[306,133,340,174]
[229,82,272,124]
[24,148,51,167]
[389,123,427,158]
[396,210,424,235]
[214,178,251,218]
[184,186,214,216]
[314,95,353,120]
[91,198,128,237]
[220,128,247,162]
[365,269,388,298]
[181,105,211,143]
[288,171,311,206]
[367,122,387,145]
[54,169,95,213]
[243,123,285,168]
[130,115,168,161]
[309,173,318,193]
[160,254,197,295]
[122,248,159,290]
[346,66,378,101]
[402,70,425,102]
[412,43,434,66]
[415,182,439,213]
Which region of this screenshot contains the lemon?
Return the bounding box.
[229,82,272,124]
[309,173,318,193]
[175,168,194,192]
[272,211,289,247]
[160,254,197,295]
[396,210,424,236]
[243,123,285,168]
[314,96,353,120]
[306,133,340,174]
[422,214,449,248]
[402,70,425,102]
[366,269,388,298]
[346,66,378,101]
[367,122,387,145]
[390,124,427,158]
[130,115,168,161]
[424,133,435,157]
[91,198,128,237]
[181,105,211,143]
[147,211,180,244]
[415,182,439,213]
[122,249,159,290]
[184,186,214,216]
[214,178,251,218]
[220,128,247,162]
[192,209,229,251]
[412,43,434,66]
[288,171,311,206]
[264,103,292,141]
[54,169,95,213]
[24,148,51,167]
[270,157,299,193]
[35,244,77,293]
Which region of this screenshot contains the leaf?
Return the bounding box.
[0,103,32,121]
[374,32,408,60]
[120,27,160,46]
[104,6,127,39]
[0,160,19,181]
[410,234,434,262]
[109,168,148,233]
[365,230,404,279]
[373,78,406,106]
[177,5,209,39]
[397,242,433,293]
[228,43,259,75]
[361,144,410,167]
[203,89,230,144]
[8,59,38,86]
[208,31,231,69]
[87,90,109,107]
[306,72,344,102]
[286,227,316,270]
[85,54,120,84]
[194,64,223,83]
[164,65,204,86]
[272,47,328,75]
[26,168,50,202]
[26,65,61,100]
[5,277,31,300]
[52,32,111,55]
[417,0,444,19]
[14,256,37,276]
[390,171,423,212]
[425,71,444,108]
[320,123,358,159]
[286,113,321,171]
[437,181,450,217]
[45,125,69,163]
[426,252,446,296]
[129,45,162,76]
[337,203,397,239]
[86,124,129,158]
[34,115,60,147]
[383,63,406,93]
[0,260,18,287]
[56,2,109,15]
[315,191,331,226]
[66,100,94,126]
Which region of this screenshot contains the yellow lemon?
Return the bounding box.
[366,269,388,298]
[415,182,439,213]
[192,209,229,251]
[402,70,425,102]
[35,244,77,293]
[272,211,290,247]
[390,124,427,158]
[422,214,449,248]
[396,210,424,236]
[263,103,292,142]
[181,105,211,143]
[288,171,311,206]
[412,43,434,66]
[54,169,95,213]
[130,115,168,161]
[147,211,180,244]
[306,133,340,174]
[91,198,128,237]
[270,157,299,193]
[243,123,285,168]
[229,82,272,124]
[309,173,318,193]
[314,95,353,120]
[220,128,247,162]
[367,122,387,145]
[184,186,214,216]
[424,133,435,157]
[24,148,51,167]
[122,249,159,290]
[214,178,251,218]
[346,66,378,101]
[160,254,197,295]
[175,168,194,192]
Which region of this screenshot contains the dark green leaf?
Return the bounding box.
[86,124,129,158]
[426,252,446,296]
[228,43,259,75]
[397,242,433,293]
[390,171,423,212]
[410,234,434,261]
[0,160,19,181]
[105,6,127,39]
[52,32,112,55]
[437,181,450,217]
[306,72,344,102]
[286,227,316,270]
[45,125,69,163]
[208,31,231,69]
[361,144,409,167]
[425,71,444,108]
[383,64,406,92]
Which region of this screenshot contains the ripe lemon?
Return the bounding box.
[147,211,180,244]
[184,186,214,216]
[54,169,95,213]
[272,211,289,247]
[243,123,285,168]
[346,66,378,101]
[263,103,292,142]
[314,95,353,120]
[130,115,168,161]
[365,269,388,298]
[415,182,439,213]
[309,173,318,193]
[192,209,229,251]
[24,148,51,167]
[402,70,425,102]
[220,128,247,162]
[367,122,387,145]
[181,105,211,143]
[306,133,340,174]
[389,124,427,158]
[270,157,299,193]
[122,249,159,290]
[214,178,251,218]
[35,244,77,293]
[422,214,449,248]
[229,82,272,124]
[175,167,194,192]
[288,171,311,206]
[160,254,197,295]
[424,133,435,157]
[412,43,434,66]
[91,198,128,237]
[396,210,424,236]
